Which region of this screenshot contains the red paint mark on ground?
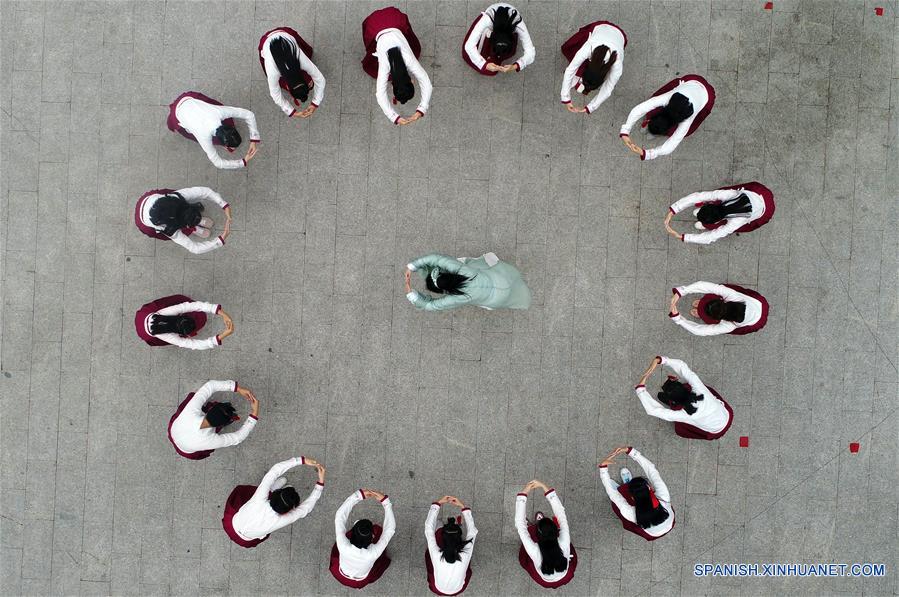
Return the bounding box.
[739,436,749,448]
[849,442,860,453]
[764,1,773,9]
[874,7,884,16]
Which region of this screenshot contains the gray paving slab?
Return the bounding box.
[1,0,898,595]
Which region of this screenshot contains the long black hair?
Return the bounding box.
[214,124,242,148]
[581,45,617,93]
[149,314,197,336]
[489,6,522,57]
[203,401,237,428]
[657,378,703,415]
[270,487,301,514]
[628,476,670,529]
[696,193,752,225]
[425,271,471,296]
[439,517,473,564]
[350,519,374,548]
[535,517,567,576]
[704,299,746,323]
[648,92,694,135]
[270,37,309,103]
[387,47,414,104]
[148,192,204,236]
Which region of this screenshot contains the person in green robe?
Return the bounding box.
[404,252,532,312]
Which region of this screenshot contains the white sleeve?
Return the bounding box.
[514,494,541,564]
[586,52,622,114]
[670,314,737,336]
[264,52,298,116]
[544,490,570,556]
[670,189,742,214]
[483,252,499,267]
[676,281,746,303]
[407,54,432,115]
[628,448,671,503]
[156,301,220,316]
[643,117,691,161]
[619,91,673,135]
[219,106,260,141]
[635,385,691,422]
[375,57,401,123]
[463,14,490,71]
[251,457,304,501]
[424,504,441,562]
[205,416,258,449]
[178,186,229,208]
[279,482,325,526]
[461,508,477,542]
[168,230,224,255]
[300,51,326,106]
[682,217,750,245]
[659,357,705,390]
[183,379,235,415]
[369,498,396,559]
[514,22,536,71]
[335,491,365,552]
[560,42,592,103]
[196,134,245,170]
[153,333,220,350]
[599,467,635,520]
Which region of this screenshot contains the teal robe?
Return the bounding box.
[406,253,532,312]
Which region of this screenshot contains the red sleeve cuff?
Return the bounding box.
[516,492,527,497]
[544,488,556,496]
[300,456,306,464]
[668,312,678,318]
[249,414,258,420]
[668,206,675,214]
[561,100,571,104]
[358,489,365,499]
[215,304,222,313]
[288,109,296,117]
[619,132,628,138]
[250,138,260,143]
[461,507,471,512]
[222,202,229,209]
[215,335,222,345]
[672,288,681,297]
[311,102,320,107]
[514,63,521,72]
[432,501,441,507]
[639,152,646,161]
[680,234,685,242]
[635,384,645,389]
[241,158,247,167]
[379,495,389,503]
[217,235,225,244]
[585,105,592,114]
[627,447,634,454]
[598,464,608,468]
[415,110,424,118]
[393,116,401,125]
[316,481,325,487]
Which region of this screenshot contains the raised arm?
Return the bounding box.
[300,52,326,107]
[205,413,258,449]
[335,490,365,551]
[560,42,592,104]
[463,14,491,72]
[660,356,708,394]
[635,385,691,422]
[406,54,432,115]
[368,497,396,559]
[544,489,570,554]
[514,22,536,71]
[683,217,749,245]
[627,448,671,503]
[168,230,224,254]
[263,52,298,115]
[178,186,229,208]
[375,58,401,123]
[406,291,471,312]
[219,106,260,142]
[424,503,441,562]
[278,481,325,526]
[156,301,221,317]
[670,314,737,336]
[586,54,623,114]
[619,91,673,136]
[598,466,635,520]
[408,254,470,276]
[196,135,246,169]
[669,189,742,215]
[514,493,541,564]
[461,508,477,542]
[643,116,692,161]
[183,380,236,413]
[250,457,304,502]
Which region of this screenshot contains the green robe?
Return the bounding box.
[406,253,532,312]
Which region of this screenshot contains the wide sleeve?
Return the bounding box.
[168,230,224,255]
[599,466,635,520]
[250,457,304,502]
[369,497,396,558]
[514,21,536,71]
[628,448,671,503]
[682,217,750,245]
[461,508,477,542]
[178,186,229,208]
[153,333,219,350]
[424,503,441,563]
[544,489,570,555]
[409,254,472,276]
[263,51,298,116]
[619,91,673,136]
[182,379,235,416]
[222,106,260,141]
[670,314,737,336]
[406,291,471,312]
[335,490,365,552]
[206,415,258,449]
[407,54,432,115]
[514,493,541,564]
[643,116,692,161]
[300,51,326,107]
[196,134,246,170]
[375,56,401,124]
[463,14,491,72]
[560,42,592,103]
[670,189,742,214]
[635,385,691,422]
[586,52,623,114]
[278,481,325,526]
[659,357,707,392]
[156,301,221,316]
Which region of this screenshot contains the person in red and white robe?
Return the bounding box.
[559,21,626,114]
[619,74,715,160]
[361,7,432,125]
[425,495,477,596]
[665,182,775,244]
[330,489,396,589]
[134,295,234,349]
[634,356,733,440]
[462,3,535,76]
[134,186,232,254]
[515,480,577,588]
[222,457,326,548]
[598,446,675,541]
[167,91,260,169]
[258,27,325,118]
[167,380,259,460]
[669,281,769,336]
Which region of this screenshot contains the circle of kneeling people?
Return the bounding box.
[132,3,778,593]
